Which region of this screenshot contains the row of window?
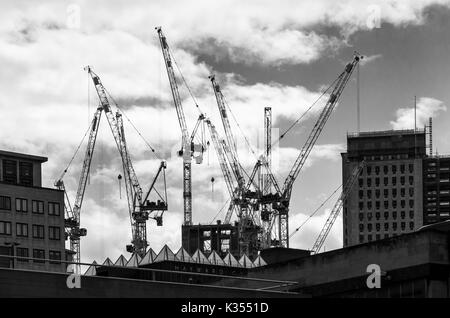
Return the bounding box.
[362,154,410,161]
[365,164,414,176]
[0,196,60,216]
[358,176,414,187]
[0,221,61,240]
[360,233,396,243]
[359,210,414,221]
[2,159,34,186]
[358,188,414,199]
[359,222,414,232]
[15,247,62,264]
[359,200,414,210]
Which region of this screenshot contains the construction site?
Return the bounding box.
[2,22,450,299]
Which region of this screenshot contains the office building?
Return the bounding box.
[0,150,66,272]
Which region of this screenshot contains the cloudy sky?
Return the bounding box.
[1,0,450,263]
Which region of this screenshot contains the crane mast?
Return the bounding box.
[86,66,163,257]
[311,161,365,254]
[278,53,362,248]
[209,75,245,188]
[205,119,239,222]
[156,26,196,226]
[55,106,101,266]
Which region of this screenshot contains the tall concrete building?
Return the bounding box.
[0,150,66,272]
[342,129,426,247]
[423,156,450,223]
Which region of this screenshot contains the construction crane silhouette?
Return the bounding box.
[56,67,168,265]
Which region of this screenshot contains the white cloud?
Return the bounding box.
[390,97,447,129]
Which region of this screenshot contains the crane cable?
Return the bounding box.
[56,122,93,182]
[210,197,231,224]
[289,183,342,239]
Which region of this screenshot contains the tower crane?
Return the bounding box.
[275,53,363,248]
[56,67,168,264]
[85,66,168,257]
[55,106,101,267]
[311,161,365,254]
[156,27,205,226]
[205,119,239,220]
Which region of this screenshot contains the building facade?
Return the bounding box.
[342,130,426,247]
[423,156,450,224]
[0,150,66,272]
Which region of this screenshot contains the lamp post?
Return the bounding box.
[5,242,20,269]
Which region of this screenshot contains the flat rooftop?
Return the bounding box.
[0,149,48,163]
[347,129,425,139]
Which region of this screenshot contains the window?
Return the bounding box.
[409,210,414,219]
[375,178,380,187]
[384,234,389,239]
[383,189,388,198]
[19,162,33,186]
[32,225,45,239]
[376,223,380,231]
[401,200,405,208]
[359,201,364,209]
[375,189,380,198]
[48,202,60,216]
[392,165,397,174]
[392,189,397,198]
[409,176,414,185]
[383,166,388,174]
[392,177,397,186]
[401,188,406,197]
[409,222,414,230]
[32,200,44,214]
[359,213,364,221]
[393,212,398,220]
[409,200,414,208]
[49,251,61,264]
[409,164,414,173]
[48,226,61,240]
[367,179,372,187]
[400,164,405,174]
[15,198,27,212]
[367,190,372,198]
[375,166,380,175]
[366,166,372,175]
[359,190,363,199]
[393,223,398,230]
[16,223,28,237]
[33,249,45,263]
[368,224,373,232]
[0,196,11,210]
[359,235,364,243]
[0,221,12,235]
[375,212,380,220]
[359,178,363,187]
[384,201,389,209]
[392,200,397,209]
[367,212,373,220]
[409,188,414,197]
[384,211,389,220]
[3,159,17,184]
[383,177,388,186]
[367,201,372,210]
[401,222,406,231]
[16,247,29,262]
[359,224,364,231]
[368,235,373,242]
[400,176,405,185]
[401,211,406,219]
[384,223,389,231]
[375,201,380,210]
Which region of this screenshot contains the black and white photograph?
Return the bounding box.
[1,0,450,306]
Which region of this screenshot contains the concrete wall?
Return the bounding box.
[0,268,300,298]
[246,230,449,288]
